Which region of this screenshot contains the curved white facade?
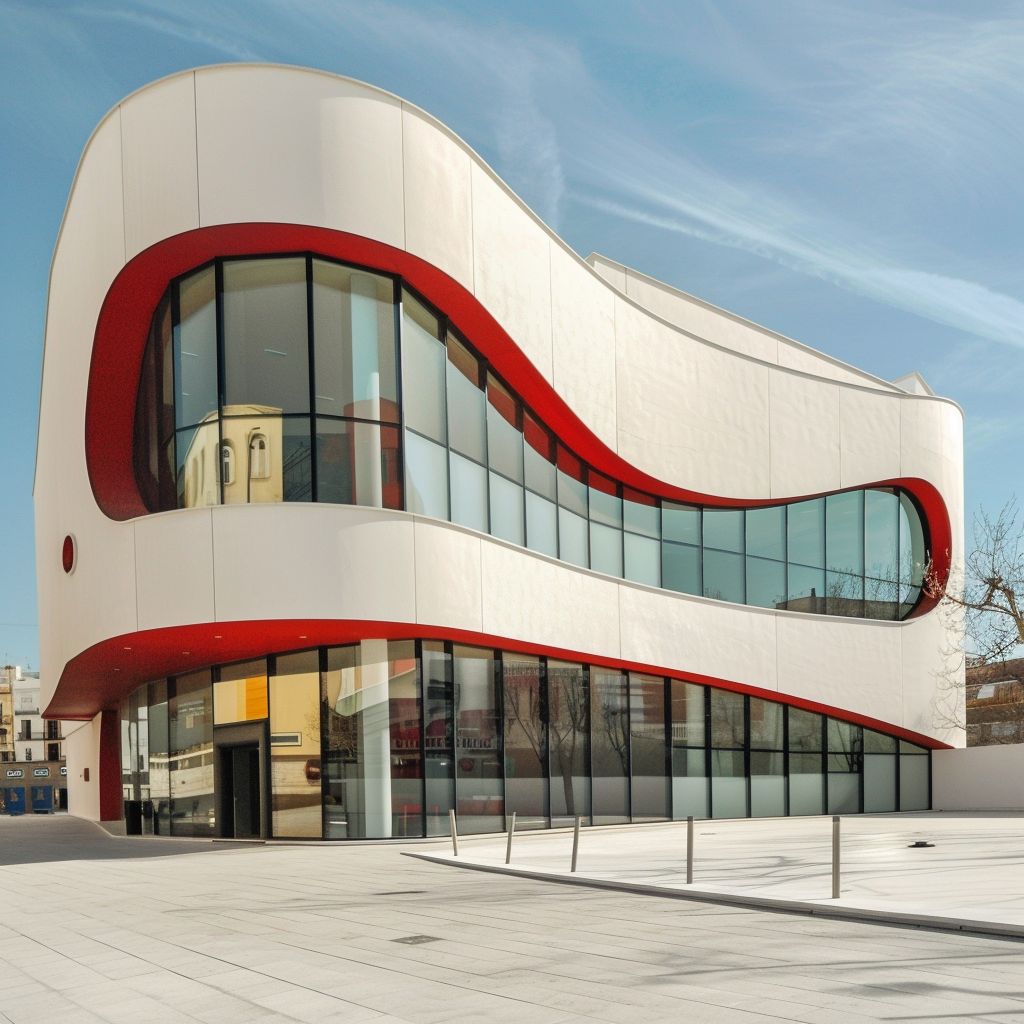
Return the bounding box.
[35,64,964,827]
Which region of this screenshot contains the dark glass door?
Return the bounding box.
[221,744,261,838]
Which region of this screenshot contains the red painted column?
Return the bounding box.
[98,709,122,822]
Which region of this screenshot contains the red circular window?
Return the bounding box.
[62,535,75,574]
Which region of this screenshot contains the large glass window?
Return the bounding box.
[135,253,933,625]
[388,641,423,838]
[502,653,548,829]
[454,645,503,834]
[827,717,862,815]
[788,707,824,815]
[749,697,785,817]
[710,689,746,818]
[422,640,453,836]
[591,669,629,824]
[321,640,398,839]
[863,729,897,813]
[630,674,669,821]
[270,651,321,838]
[147,680,170,835]
[213,660,268,725]
[670,680,708,818]
[548,660,590,825]
[168,670,214,837]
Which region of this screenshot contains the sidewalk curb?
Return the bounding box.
[402,851,1024,941]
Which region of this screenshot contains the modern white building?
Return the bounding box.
[35,65,963,838]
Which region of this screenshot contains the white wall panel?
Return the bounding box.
[839,387,901,487]
[618,586,779,693]
[120,72,199,259]
[413,519,482,632]
[195,67,404,247]
[480,542,620,660]
[471,163,552,381]
[211,504,415,624]
[402,108,473,291]
[776,614,903,727]
[900,398,945,487]
[551,243,617,451]
[769,371,841,497]
[615,296,772,497]
[135,509,215,631]
[64,716,101,822]
[933,745,1023,809]
[901,613,964,746]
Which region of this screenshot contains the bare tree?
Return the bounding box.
[924,499,1024,735]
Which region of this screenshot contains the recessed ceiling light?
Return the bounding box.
[123,646,131,651]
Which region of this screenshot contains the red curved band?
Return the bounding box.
[45,617,950,749]
[85,223,952,616]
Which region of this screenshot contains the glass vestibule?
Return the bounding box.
[135,254,932,625]
[120,639,933,839]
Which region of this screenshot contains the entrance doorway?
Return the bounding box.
[221,745,261,838]
[213,721,268,839]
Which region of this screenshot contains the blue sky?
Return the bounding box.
[1,0,1022,670]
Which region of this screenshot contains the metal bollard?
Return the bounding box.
[831,815,840,899]
[571,815,581,872]
[505,811,517,864]
[449,808,459,857]
[686,815,694,884]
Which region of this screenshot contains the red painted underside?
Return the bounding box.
[66,224,955,740]
[46,618,950,749]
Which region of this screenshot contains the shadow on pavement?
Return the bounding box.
[0,814,252,865]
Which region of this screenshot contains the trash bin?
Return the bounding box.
[124,799,143,835]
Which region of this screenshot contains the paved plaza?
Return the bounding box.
[424,812,1024,934]
[3,816,1024,1022]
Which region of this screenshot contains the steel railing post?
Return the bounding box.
[832,815,840,899]
[505,810,517,864]
[449,808,459,857]
[571,815,581,873]
[686,815,694,884]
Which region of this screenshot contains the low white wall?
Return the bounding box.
[933,744,1024,810]
[63,715,102,821]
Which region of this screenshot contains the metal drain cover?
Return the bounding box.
[909,841,935,848]
[392,934,441,945]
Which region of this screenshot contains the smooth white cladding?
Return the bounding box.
[36,64,964,752]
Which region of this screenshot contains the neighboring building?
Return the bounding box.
[35,65,964,838]
[966,659,1024,745]
[0,666,67,813]
[0,669,14,763]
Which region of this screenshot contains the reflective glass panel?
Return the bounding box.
[423,641,453,836]
[169,670,214,837]
[711,751,747,818]
[826,570,864,617]
[900,494,926,588]
[826,491,864,575]
[863,754,897,812]
[789,752,824,816]
[625,533,660,587]
[750,751,785,817]
[269,651,321,838]
[558,507,589,568]
[789,708,823,751]
[787,563,826,608]
[321,641,395,839]
[704,509,744,553]
[900,754,929,810]
[147,680,170,835]
[591,670,629,824]
[502,654,547,828]
[703,549,744,604]
[404,430,449,519]
[487,402,524,484]
[222,258,309,414]
[557,468,588,517]
[312,261,398,421]
[446,344,486,463]
[865,489,899,582]
[746,557,786,609]
[174,265,218,430]
[316,419,401,509]
[401,291,446,443]
[388,641,423,838]
[454,646,503,834]
[450,452,488,533]
[524,411,556,499]
[490,473,525,546]
[749,698,784,750]
[589,486,622,528]
[548,660,590,824]
[590,521,623,577]
[624,496,660,539]
[214,660,268,724]
[663,503,700,545]
[525,492,558,558]
[746,506,785,561]
[176,422,221,508]
[630,674,669,821]
[788,498,825,569]
[663,542,701,595]
[281,416,313,502]
[670,680,706,747]
[711,690,745,749]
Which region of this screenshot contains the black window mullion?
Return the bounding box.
[170,280,182,508]
[214,259,226,506]
[394,279,407,513]
[305,254,317,503]
[743,694,751,817]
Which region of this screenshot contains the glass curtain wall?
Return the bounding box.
[136,255,930,623]
[122,640,932,836]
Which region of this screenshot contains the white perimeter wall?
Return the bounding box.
[63,717,102,821]
[35,64,966,750]
[933,746,1024,811]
